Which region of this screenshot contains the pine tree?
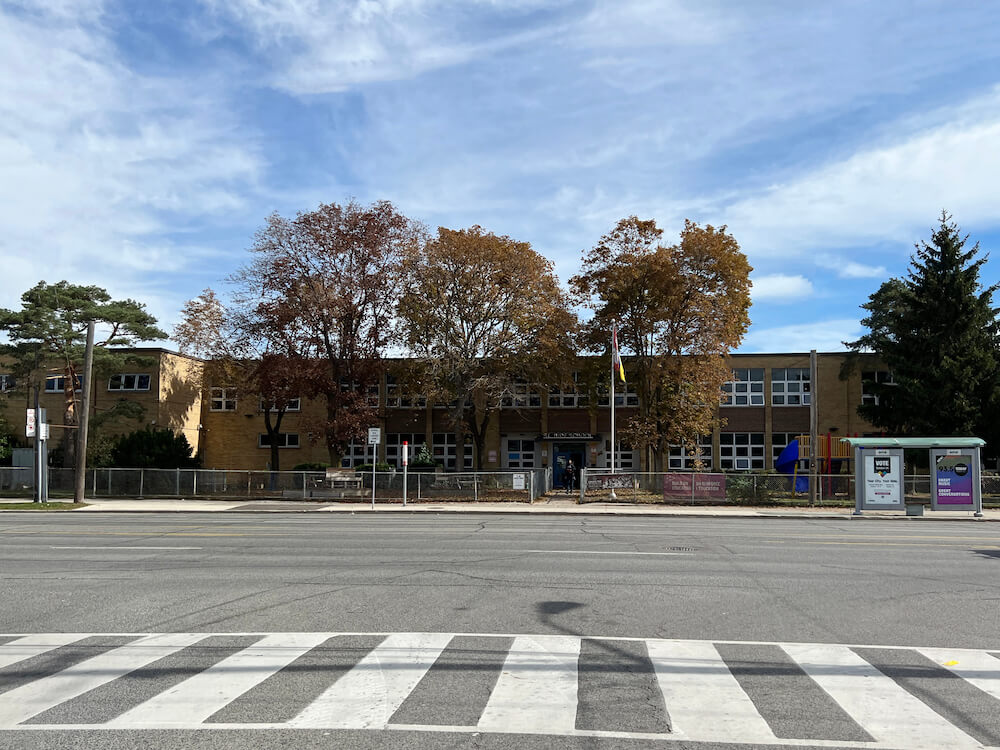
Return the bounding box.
[849,212,1000,439]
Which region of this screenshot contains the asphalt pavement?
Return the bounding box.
[2,512,998,749]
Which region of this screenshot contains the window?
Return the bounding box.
[386,432,426,468]
[341,437,375,468]
[597,380,639,407]
[258,433,300,448]
[771,433,808,471]
[771,368,810,406]
[0,374,14,392]
[861,370,895,406]
[385,374,426,408]
[501,379,541,408]
[259,397,300,412]
[668,435,713,470]
[505,438,536,468]
[210,387,237,411]
[433,432,473,470]
[719,432,765,470]
[721,369,764,406]
[108,374,151,391]
[340,378,379,407]
[549,373,589,408]
[45,375,83,393]
[602,440,637,470]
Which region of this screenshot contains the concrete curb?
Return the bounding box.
[1,498,994,521]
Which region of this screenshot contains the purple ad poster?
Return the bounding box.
[935,454,974,506]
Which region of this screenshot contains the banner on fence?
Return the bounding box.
[663,473,726,500]
[586,473,634,490]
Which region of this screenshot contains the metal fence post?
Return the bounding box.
[474,471,478,502]
[175,468,180,496]
[108,469,112,496]
[417,472,421,501]
[192,469,198,496]
[529,471,534,501]
[139,468,144,499]
[92,469,97,495]
[302,472,307,499]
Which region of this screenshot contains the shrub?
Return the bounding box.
[111,427,198,469]
[291,462,329,472]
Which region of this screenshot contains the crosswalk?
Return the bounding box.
[0,632,999,748]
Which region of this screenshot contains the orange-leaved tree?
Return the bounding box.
[571,218,751,472]
[398,226,577,469]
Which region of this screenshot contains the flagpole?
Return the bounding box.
[610,323,617,500]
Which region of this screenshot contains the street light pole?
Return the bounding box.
[74,321,95,504]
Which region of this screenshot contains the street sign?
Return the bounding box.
[39,423,50,441]
[26,409,35,437]
[367,427,381,445]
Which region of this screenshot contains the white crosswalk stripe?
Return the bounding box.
[1,631,999,749]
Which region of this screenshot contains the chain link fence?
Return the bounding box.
[0,466,550,503]
[578,469,1000,507]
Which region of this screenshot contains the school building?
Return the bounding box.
[0,349,890,474]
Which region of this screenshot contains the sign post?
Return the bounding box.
[402,440,408,507]
[368,427,381,509]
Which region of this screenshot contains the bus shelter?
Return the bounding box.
[842,437,985,517]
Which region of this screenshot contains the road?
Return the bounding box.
[1,513,999,749]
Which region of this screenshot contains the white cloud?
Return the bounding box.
[740,319,864,354]
[816,256,889,279]
[751,274,814,303]
[721,88,1000,258]
[0,3,261,321]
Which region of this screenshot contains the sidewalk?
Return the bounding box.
[1,495,996,520]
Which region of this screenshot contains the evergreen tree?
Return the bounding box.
[848,212,1000,439]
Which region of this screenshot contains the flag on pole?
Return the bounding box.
[612,325,626,382]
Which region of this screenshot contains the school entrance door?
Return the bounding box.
[553,444,585,489]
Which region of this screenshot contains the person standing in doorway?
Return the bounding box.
[564,460,576,494]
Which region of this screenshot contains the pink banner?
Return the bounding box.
[663,473,726,500]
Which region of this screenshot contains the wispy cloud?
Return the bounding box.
[816,256,889,280]
[719,88,1000,259]
[0,1,262,327]
[740,319,865,354]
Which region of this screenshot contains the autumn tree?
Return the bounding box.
[398,226,577,468]
[232,201,421,465]
[174,288,318,473]
[571,218,752,472]
[846,212,1000,442]
[0,281,166,466]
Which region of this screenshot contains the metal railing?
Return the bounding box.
[0,467,548,503]
[577,469,1000,506]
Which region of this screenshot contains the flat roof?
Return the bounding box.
[840,437,985,448]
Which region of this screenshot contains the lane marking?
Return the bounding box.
[109,633,327,728]
[523,549,691,556]
[478,635,581,735]
[0,635,85,671]
[782,643,981,750]
[648,640,775,744]
[0,633,204,728]
[290,633,451,728]
[49,546,203,551]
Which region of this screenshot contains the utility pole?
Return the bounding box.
[74,321,95,504]
[809,349,818,506]
[33,384,40,503]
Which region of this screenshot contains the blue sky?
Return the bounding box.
[2,0,999,353]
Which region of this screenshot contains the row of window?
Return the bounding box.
[1,369,894,414]
[252,429,808,473]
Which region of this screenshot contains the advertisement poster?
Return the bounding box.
[935,454,974,505]
[663,473,726,501]
[864,454,902,506]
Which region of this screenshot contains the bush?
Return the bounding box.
[291,462,329,472]
[726,474,770,505]
[354,462,395,472]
